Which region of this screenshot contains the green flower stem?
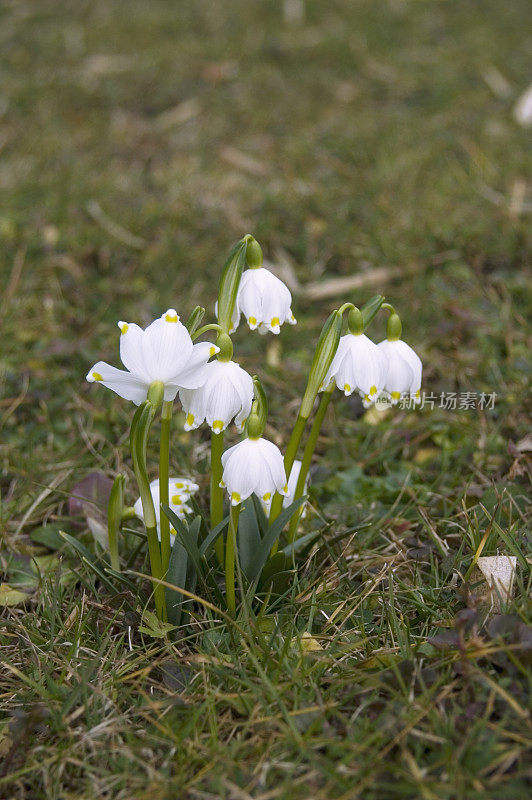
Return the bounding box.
[210,430,225,565]
[107,474,125,572]
[288,385,334,542]
[159,400,173,574]
[130,402,165,620]
[225,503,241,614]
[191,323,223,341]
[269,413,307,525]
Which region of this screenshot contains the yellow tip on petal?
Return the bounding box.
[185,413,195,427]
[175,482,184,488]
[118,321,129,334]
[171,495,183,505]
[249,316,257,326]
[283,483,289,494]
[391,391,401,400]
[262,493,271,502]
[364,394,370,403]
[165,309,178,322]
[231,492,241,505]
[370,385,377,396]
[271,317,280,329]
[212,420,223,433]
[415,389,421,398]
[92,372,103,381]
[344,383,351,395]
[209,346,216,356]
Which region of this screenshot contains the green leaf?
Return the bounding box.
[138,608,177,638]
[165,531,189,626]
[248,496,307,581]
[257,552,293,596]
[361,295,385,330]
[0,583,30,606]
[282,530,321,558]
[30,523,64,550]
[199,515,229,557]
[237,498,263,581]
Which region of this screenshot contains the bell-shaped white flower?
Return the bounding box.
[134,477,199,544]
[378,339,422,403]
[261,459,309,516]
[237,267,296,334]
[321,332,388,407]
[180,359,253,434]
[220,437,289,506]
[86,309,218,405]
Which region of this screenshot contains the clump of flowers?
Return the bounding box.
[86,234,422,620]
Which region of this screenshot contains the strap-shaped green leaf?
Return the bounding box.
[216,238,247,333]
[185,305,205,335]
[248,495,308,580]
[199,515,229,557]
[237,499,263,581]
[361,294,385,330]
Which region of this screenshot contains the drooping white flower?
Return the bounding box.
[86,309,218,404]
[220,437,289,506]
[179,359,254,434]
[321,332,388,407]
[237,267,296,334]
[134,477,199,544]
[378,338,421,403]
[261,459,309,516]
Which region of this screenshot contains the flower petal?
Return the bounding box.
[141,311,193,383]
[118,322,150,382]
[86,361,148,404]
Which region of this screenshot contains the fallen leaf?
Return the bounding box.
[0,583,30,607]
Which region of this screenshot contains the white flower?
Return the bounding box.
[261,459,309,516]
[134,477,199,544]
[321,333,388,407]
[86,309,218,405]
[378,339,422,404]
[237,268,296,334]
[179,359,254,434]
[220,437,289,505]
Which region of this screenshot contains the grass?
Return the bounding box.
[1,0,531,797]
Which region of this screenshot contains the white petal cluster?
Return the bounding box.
[86,309,218,405]
[322,333,388,407]
[179,359,254,434]
[377,339,422,404]
[238,268,297,334]
[261,459,309,516]
[134,477,199,544]
[220,437,288,506]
